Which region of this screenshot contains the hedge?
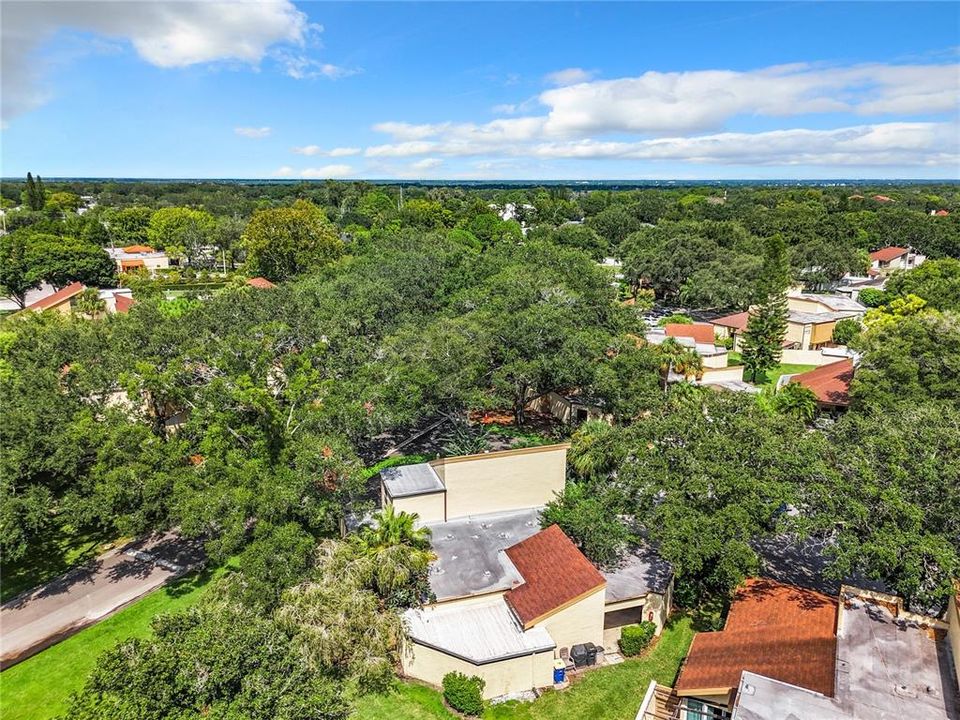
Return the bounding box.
[619,620,657,656]
[442,671,485,716]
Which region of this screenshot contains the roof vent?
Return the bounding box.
[742,683,756,696]
[498,532,508,539]
[894,684,917,698]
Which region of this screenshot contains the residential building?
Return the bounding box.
[107,245,171,275]
[637,578,958,720]
[18,282,135,317]
[780,359,854,410]
[381,445,673,700]
[869,246,925,275]
[526,390,611,425]
[646,323,729,368]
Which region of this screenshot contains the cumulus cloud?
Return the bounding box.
[411,158,443,170]
[273,51,360,80]
[1,1,332,123]
[272,165,295,177]
[363,59,959,170]
[544,67,596,86]
[300,164,353,178]
[292,145,360,156]
[235,126,272,139]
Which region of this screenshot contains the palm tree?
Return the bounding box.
[773,381,818,422]
[360,505,431,551]
[568,420,620,479]
[353,506,434,607]
[655,337,704,381]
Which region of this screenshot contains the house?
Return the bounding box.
[19,282,135,317]
[781,359,854,410]
[872,194,894,203]
[646,323,729,368]
[526,390,611,425]
[637,578,958,720]
[382,446,673,700]
[107,245,171,275]
[246,276,276,289]
[869,246,925,274]
[710,312,749,352]
[932,209,950,217]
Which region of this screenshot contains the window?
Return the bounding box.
[684,698,731,720]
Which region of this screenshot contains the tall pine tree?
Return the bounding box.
[741,234,790,382]
[35,175,46,210]
[23,173,40,210]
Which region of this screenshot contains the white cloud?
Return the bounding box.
[292,145,360,156]
[544,67,596,86]
[235,126,272,139]
[411,158,443,170]
[272,165,295,177]
[274,51,360,80]
[1,1,325,123]
[300,164,353,178]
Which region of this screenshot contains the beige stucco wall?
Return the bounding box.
[699,365,745,385]
[535,586,606,652]
[787,296,831,314]
[949,591,960,691]
[401,641,555,699]
[432,444,568,520]
[701,352,728,369]
[389,491,446,525]
[810,321,835,345]
[785,320,807,348]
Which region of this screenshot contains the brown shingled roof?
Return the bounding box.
[675,578,838,698]
[665,322,716,344]
[23,282,86,312]
[114,294,136,313]
[504,525,605,628]
[789,359,854,407]
[710,311,750,332]
[869,246,908,262]
[246,277,277,289]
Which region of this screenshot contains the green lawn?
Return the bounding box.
[0,522,120,603]
[0,566,222,720]
[352,615,695,720]
[750,363,816,387]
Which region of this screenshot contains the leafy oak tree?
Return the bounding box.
[242,200,345,281]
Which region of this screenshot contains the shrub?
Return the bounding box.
[658,313,693,326]
[858,288,888,308]
[442,672,485,715]
[619,621,657,656]
[831,317,861,346]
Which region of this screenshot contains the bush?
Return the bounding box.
[658,313,693,326]
[442,672,485,715]
[619,621,657,656]
[858,288,888,307]
[832,317,860,346]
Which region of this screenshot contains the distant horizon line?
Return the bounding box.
[3,177,959,185]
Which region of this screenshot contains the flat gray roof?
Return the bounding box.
[794,293,866,313]
[732,592,957,720]
[789,309,861,325]
[381,463,444,498]
[426,508,542,601]
[404,598,554,664]
[601,546,673,603]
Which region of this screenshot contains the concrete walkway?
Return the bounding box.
[0,531,204,668]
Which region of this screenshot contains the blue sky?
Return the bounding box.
[2,1,958,179]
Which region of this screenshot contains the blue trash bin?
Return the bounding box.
[553,659,566,684]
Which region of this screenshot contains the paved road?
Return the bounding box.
[0,531,204,668]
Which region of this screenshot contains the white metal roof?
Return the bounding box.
[404,598,555,664]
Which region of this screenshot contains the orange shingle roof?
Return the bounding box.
[114,294,136,313]
[665,322,716,344]
[24,282,86,312]
[934,209,950,217]
[246,277,277,289]
[710,311,750,332]
[120,259,146,270]
[790,359,854,407]
[504,525,605,628]
[121,245,156,254]
[676,578,838,698]
[869,246,908,262]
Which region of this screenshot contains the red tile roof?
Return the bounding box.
[872,195,894,203]
[934,209,950,217]
[676,578,838,698]
[23,282,86,312]
[665,322,716,344]
[504,525,605,628]
[789,359,854,407]
[114,294,136,313]
[120,259,146,270]
[710,311,750,332]
[869,246,908,263]
[121,245,156,254]
[246,277,277,289]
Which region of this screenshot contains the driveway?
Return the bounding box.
[0,531,204,669]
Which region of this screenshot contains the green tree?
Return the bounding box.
[773,381,818,422]
[147,207,215,263]
[105,206,154,247]
[831,317,861,345]
[541,482,631,566]
[73,287,107,318]
[27,234,117,289]
[45,191,82,217]
[741,235,790,381]
[242,200,344,281]
[0,232,41,308]
[885,258,960,311]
